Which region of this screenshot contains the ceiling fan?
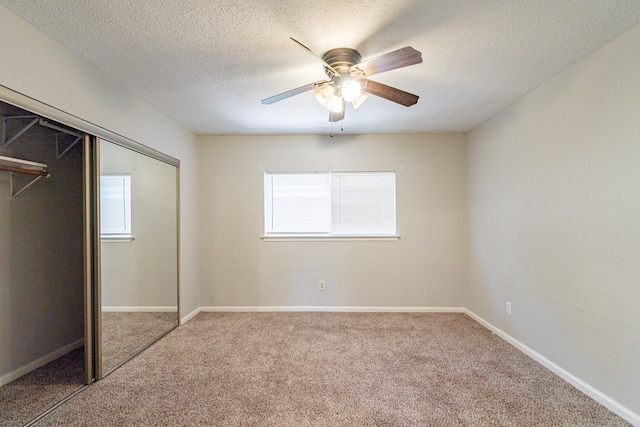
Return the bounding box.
[261,38,423,122]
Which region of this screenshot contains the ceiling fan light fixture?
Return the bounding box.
[327,95,344,113]
[341,79,362,102]
[352,92,368,110]
[314,84,335,107]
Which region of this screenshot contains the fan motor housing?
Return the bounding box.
[322,48,361,76]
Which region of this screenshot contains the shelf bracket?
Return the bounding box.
[56,133,82,159]
[9,171,50,201]
[2,115,39,148]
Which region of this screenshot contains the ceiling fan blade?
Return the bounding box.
[290,37,341,77]
[261,81,328,105]
[350,46,422,77]
[360,78,419,107]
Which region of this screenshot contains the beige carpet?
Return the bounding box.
[0,312,177,426]
[101,311,178,373]
[0,347,84,427]
[35,312,629,426]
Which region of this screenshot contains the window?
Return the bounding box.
[264,172,397,239]
[100,174,132,240]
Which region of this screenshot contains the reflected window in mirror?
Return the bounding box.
[100,174,133,241]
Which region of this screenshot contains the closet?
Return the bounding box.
[0,101,85,426]
[0,93,179,426]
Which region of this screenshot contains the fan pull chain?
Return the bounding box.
[329,119,345,137]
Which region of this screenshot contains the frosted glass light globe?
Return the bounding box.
[327,95,344,113]
[341,80,362,102]
[314,84,335,107]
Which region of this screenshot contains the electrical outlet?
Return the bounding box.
[318,280,326,291]
[506,301,512,315]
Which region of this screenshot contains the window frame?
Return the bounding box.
[100,173,134,242]
[263,171,399,241]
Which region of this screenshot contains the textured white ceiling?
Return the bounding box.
[2,0,640,135]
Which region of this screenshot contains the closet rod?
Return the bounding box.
[0,164,48,176]
[0,155,50,200]
[39,119,82,138]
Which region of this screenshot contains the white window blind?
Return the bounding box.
[331,172,396,235]
[264,172,396,237]
[100,174,132,237]
[265,173,330,233]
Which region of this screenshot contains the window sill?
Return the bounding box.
[262,235,400,242]
[101,235,134,243]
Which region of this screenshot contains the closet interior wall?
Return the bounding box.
[0,102,84,384]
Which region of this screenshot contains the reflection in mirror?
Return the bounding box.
[99,139,178,375]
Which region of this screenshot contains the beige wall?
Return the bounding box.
[0,5,200,319]
[198,133,466,308]
[466,23,640,415]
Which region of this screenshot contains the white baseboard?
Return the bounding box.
[0,338,83,387]
[180,307,201,325]
[199,306,466,313]
[102,306,177,312]
[464,309,640,427]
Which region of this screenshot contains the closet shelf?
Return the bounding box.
[0,155,50,200]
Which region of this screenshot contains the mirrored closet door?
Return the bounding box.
[97,138,179,377]
[1,91,180,424]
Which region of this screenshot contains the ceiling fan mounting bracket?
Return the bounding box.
[322,48,362,77]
